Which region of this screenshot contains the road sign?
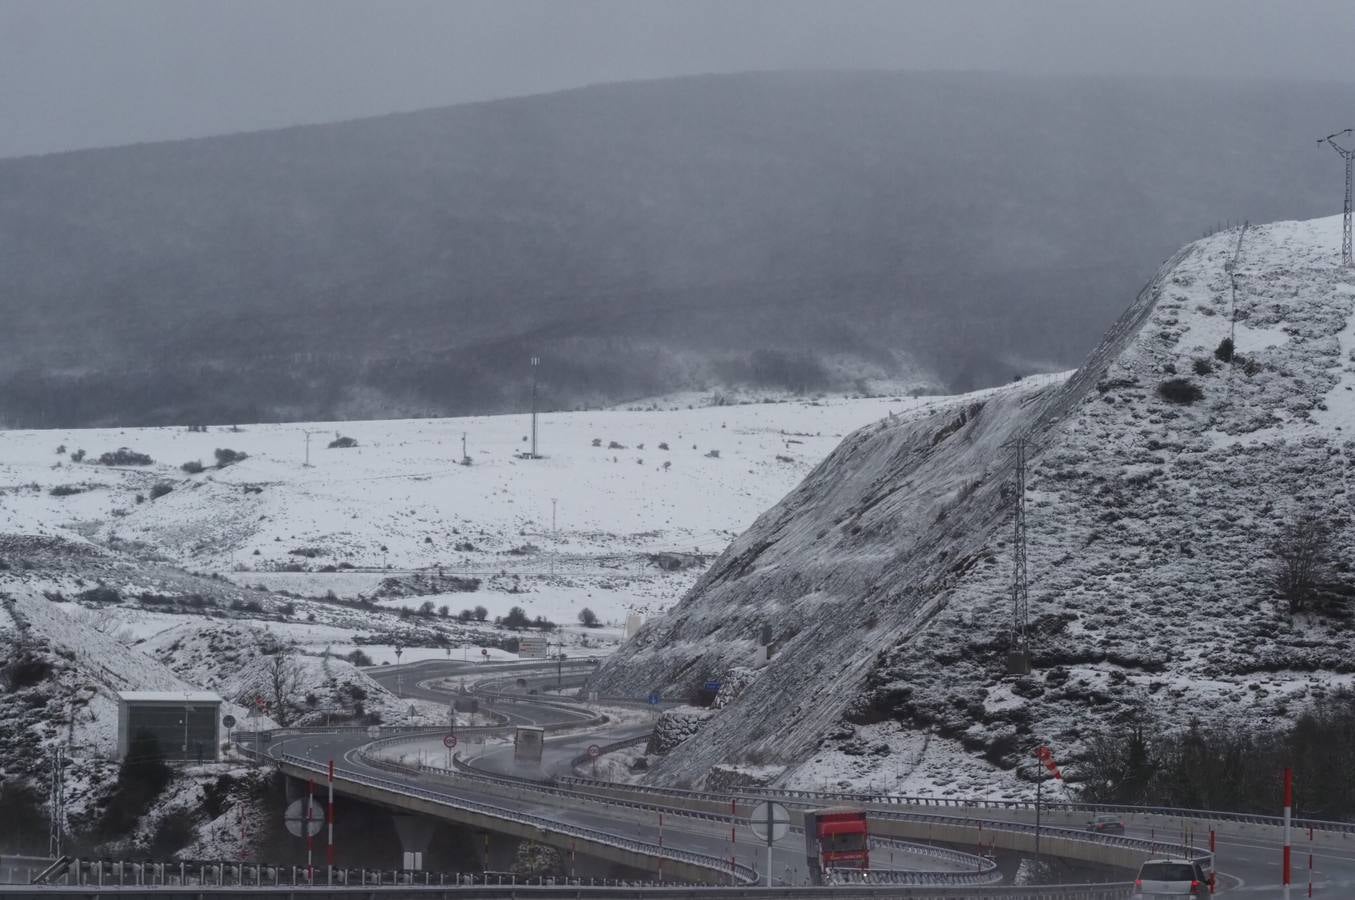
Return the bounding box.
[587,744,601,759]
[749,801,790,842]
[647,691,661,705]
[443,734,458,749]
[366,725,381,738]
[222,714,236,729]
[481,648,489,658]
[284,797,325,838]
[703,680,721,693]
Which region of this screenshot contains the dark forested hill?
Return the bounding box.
[2,70,1350,426]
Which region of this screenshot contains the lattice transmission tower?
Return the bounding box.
[1007,435,1031,674]
[48,745,65,858]
[1319,128,1355,268]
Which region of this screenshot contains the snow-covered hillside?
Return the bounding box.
[588,216,1355,796]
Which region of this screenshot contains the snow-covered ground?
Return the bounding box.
[0,396,946,625]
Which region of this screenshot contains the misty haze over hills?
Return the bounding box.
[2,70,1352,427]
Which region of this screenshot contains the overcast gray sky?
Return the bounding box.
[3,0,1355,159]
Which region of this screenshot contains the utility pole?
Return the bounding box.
[529,356,540,458]
[1006,435,1031,674]
[550,498,558,576]
[1319,129,1355,268]
[303,430,325,468]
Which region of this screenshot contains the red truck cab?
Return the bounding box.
[802,808,869,883]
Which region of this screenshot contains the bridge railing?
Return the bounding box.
[431,750,1207,874]
[553,771,1353,836]
[269,751,762,885]
[383,750,1002,886]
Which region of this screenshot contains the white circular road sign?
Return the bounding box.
[283,798,325,838]
[748,801,790,842]
[586,744,601,759]
[443,734,458,749]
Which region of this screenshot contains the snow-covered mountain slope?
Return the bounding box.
[588,215,1355,793]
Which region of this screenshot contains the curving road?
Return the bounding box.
[268,659,983,886]
[264,659,1355,893]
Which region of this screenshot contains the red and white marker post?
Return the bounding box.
[306,778,316,883]
[1283,767,1294,900]
[327,759,335,883]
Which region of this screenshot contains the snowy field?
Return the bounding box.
[0,395,938,625]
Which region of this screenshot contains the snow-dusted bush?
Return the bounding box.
[1157,378,1203,404]
[149,482,174,500]
[180,460,205,474]
[214,448,247,467]
[98,447,153,466]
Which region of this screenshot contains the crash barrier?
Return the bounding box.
[267,751,762,886]
[15,857,719,890]
[0,881,1141,898]
[369,747,1002,887]
[435,751,1206,876]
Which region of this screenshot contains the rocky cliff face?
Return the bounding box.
[587,216,1355,790]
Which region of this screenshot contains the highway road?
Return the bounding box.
[270,659,984,886]
[265,658,1355,893]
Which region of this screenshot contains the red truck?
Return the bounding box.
[802,808,869,884]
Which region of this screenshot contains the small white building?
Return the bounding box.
[117,691,223,763]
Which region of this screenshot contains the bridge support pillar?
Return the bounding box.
[393,815,435,871]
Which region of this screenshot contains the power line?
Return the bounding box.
[1318,129,1355,268]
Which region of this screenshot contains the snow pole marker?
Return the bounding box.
[1283,767,1293,900]
[327,759,335,882]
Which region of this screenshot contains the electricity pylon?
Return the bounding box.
[1319,129,1355,268]
[48,745,65,858]
[1006,434,1031,674]
[530,356,540,459]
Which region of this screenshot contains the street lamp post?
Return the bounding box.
[394,646,404,699]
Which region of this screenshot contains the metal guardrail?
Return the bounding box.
[387,750,1002,887]
[486,762,1211,870]
[556,771,1350,838]
[268,751,762,885]
[18,856,714,891]
[0,882,1140,898]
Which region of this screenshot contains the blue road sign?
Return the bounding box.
[647,691,661,705]
[704,681,722,693]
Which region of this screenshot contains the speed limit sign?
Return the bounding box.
[587,744,601,759]
[443,734,458,749]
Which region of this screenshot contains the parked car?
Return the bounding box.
[1085,813,1125,834]
[1131,858,1211,898]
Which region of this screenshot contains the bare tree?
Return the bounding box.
[1272,510,1335,614]
[262,651,306,725]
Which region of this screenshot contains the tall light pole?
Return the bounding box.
[530,356,540,458]
[394,645,404,699]
[1319,128,1355,268]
